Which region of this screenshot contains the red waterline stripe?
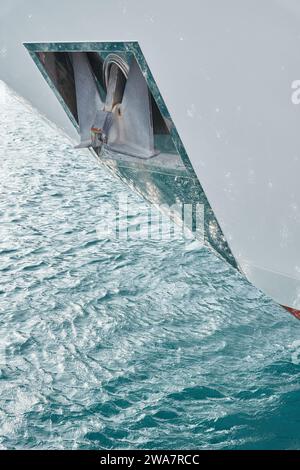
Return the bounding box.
[283,306,300,320]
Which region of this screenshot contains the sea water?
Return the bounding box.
[0,84,300,450]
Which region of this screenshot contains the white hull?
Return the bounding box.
[1,0,300,314]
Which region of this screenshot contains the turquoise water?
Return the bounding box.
[1,86,300,450]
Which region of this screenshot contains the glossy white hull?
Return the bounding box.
[1,0,300,314]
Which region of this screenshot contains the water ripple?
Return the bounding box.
[0,85,300,450]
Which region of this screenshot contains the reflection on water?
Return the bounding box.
[0,85,300,450]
